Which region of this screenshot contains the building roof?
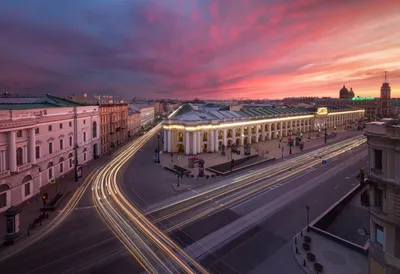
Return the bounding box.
[0,94,86,109]
[171,104,362,122]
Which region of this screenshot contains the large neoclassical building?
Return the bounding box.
[163,104,365,155]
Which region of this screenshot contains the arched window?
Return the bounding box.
[47,162,53,180]
[178,132,183,142]
[22,175,32,184]
[92,121,97,138]
[59,157,64,174]
[68,153,73,168]
[16,147,23,166]
[22,175,32,197]
[0,184,10,208]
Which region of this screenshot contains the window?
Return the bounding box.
[48,125,52,131]
[59,123,63,129]
[92,121,97,138]
[375,187,383,210]
[47,162,53,179]
[84,152,86,161]
[69,136,72,147]
[24,182,31,196]
[0,192,6,208]
[376,223,384,247]
[17,130,22,138]
[35,146,40,159]
[35,128,39,134]
[68,153,73,168]
[60,139,63,150]
[83,119,86,124]
[16,148,23,166]
[374,149,383,171]
[83,132,86,142]
[49,143,53,154]
[59,158,64,174]
[69,121,72,127]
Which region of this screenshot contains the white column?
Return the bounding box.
[210,130,215,152]
[185,132,190,155]
[279,122,283,138]
[167,130,172,152]
[29,128,36,165]
[232,128,236,143]
[239,127,243,145]
[9,131,17,173]
[223,128,227,147]
[193,131,197,155]
[395,153,400,182]
[23,145,28,164]
[262,125,266,141]
[268,124,272,139]
[255,125,259,142]
[163,130,167,152]
[214,130,219,152]
[0,151,4,171]
[197,131,201,154]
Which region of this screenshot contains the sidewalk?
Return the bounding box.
[0,137,134,248]
[161,129,362,178]
[292,228,367,274]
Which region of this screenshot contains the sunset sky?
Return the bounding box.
[0,0,399,100]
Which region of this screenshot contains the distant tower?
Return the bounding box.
[380,71,391,117]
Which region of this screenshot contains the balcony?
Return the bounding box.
[369,240,400,271]
[17,163,32,173]
[0,170,10,179]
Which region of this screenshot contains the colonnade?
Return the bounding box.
[163,111,364,155]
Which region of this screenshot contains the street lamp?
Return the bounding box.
[289,130,292,155]
[176,172,180,187]
[324,125,328,144]
[306,205,310,232]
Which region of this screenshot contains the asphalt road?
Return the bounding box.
[0,191,144,274]
[170,145,369,274]
[0,136,367,274]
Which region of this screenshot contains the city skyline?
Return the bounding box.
[0,0,399,99]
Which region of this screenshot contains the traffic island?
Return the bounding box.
[206,155,276,176]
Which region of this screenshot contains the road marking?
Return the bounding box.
[74,205,97,210]
[345,177,350,179]
[312,199,319,204]
[334,184,340,189]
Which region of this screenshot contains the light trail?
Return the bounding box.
[92,124,209,274]
[0,163,98,263]
[162,138,366,232]
[146,135,366,227]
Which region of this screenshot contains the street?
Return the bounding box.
[0,130,367,274]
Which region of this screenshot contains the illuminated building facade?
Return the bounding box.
[163,105,365,154]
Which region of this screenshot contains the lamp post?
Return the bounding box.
[306,205,310,232]
[155,133,160,163]
[289,130,292,155]
[176,172,180,187]
[324,125,327,144]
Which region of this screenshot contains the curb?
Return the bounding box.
[292,229,315,274]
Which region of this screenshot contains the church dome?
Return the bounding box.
[340,85,349,95]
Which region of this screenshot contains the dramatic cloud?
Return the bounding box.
[0,0,399,99]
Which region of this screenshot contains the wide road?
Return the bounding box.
[0,129,366,274]
[170,144,368,273]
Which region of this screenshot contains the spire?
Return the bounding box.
[384,71,388,83]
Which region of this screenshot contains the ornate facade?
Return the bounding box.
[0,95,100,213]
[365,120,400,274]
[163,105,365,154]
